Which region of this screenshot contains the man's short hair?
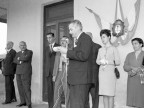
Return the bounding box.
[19,41,27,46]
[69,20,83,30]
[7,41,14,47]
[46,32,55,38]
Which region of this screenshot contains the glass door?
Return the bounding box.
[58,20,74,49]
[43,19,73,102]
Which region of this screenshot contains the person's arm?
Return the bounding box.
[12,50,17,73]
[67,35,92,61]
[96,49,101,65]
[19,50,33,62]
[13,53,20,65]
[123,54,132,72]
[12,50,16,60]
[123,53,139,76]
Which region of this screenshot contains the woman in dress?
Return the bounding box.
[53,36,70,108]
[123,38,144,108]
[96,29,120,108]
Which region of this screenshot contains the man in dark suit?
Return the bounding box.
[14,41,33,108]
[46,33,59,108]
[85,32,101,108]
[57,20,93,108]
[2,41,17,104]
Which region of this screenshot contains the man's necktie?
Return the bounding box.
[49,44,53,52]
[75,39,78,44]
[74,39,78,47]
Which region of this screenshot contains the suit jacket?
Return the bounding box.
[90,42,101,84]
[45,43,59,77]
[14,49,33,75]
[67,32,93,85]
[2,49,16,75]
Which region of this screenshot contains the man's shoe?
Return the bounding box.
[11,99,17,102]
[28,104,32,108]
[2,101,11,105]
[16,103,26,107]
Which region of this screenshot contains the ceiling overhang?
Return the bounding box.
[0,0,8,23]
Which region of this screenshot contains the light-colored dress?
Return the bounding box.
[123,51,144,108]
[96,45,120,96]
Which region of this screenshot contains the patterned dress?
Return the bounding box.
[96,45,120,96]
[53,53,70,108]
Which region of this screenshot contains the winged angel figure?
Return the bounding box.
[86,0,141,47]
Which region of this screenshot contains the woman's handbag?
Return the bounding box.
[114,61,120,79]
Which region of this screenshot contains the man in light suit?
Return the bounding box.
[2,41,17,104]
[56,20,93,108]
[85,32,101,108]
[45,33,59,108]
[14,41,33,108]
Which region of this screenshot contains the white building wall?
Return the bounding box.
[74,0,144,107]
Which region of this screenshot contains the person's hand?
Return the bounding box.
[58,47,67,54]
[100,59,108,65]
[17,57,20,60]
[129,67,141,76]
[131,67,141,73]
[19,61,23,64]
[129,69,137,77]
[53,46,67,54]
[53,47,60,52]
[53,76,56,82]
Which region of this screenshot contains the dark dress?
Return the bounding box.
[123,51,144,108]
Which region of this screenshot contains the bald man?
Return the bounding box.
[2,41,17,104]
[14,41,33,108]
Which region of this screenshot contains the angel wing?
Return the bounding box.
[86,7,111,30]
[121,0,141,45]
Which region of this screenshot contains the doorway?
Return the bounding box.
[43,0,73,102]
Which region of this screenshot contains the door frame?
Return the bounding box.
[42,0,73,102]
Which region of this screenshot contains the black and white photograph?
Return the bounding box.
[0,0,144,108]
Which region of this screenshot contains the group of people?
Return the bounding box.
[46,19,144,108]
[1,19,144,108]
[1,41,33,108]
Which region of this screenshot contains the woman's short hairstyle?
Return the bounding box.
[61,36,69,43]
[100,29,111,38]
[131,38,144,47]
